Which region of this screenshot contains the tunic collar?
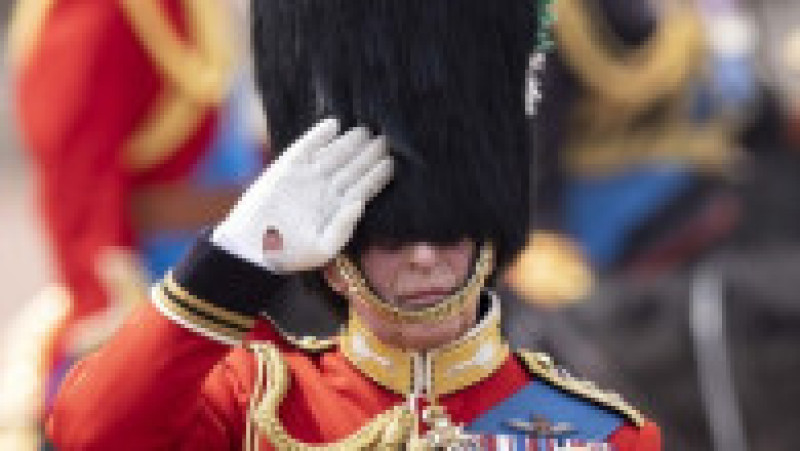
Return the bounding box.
[339,292,509,399]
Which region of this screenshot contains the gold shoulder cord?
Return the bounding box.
[118,0,234,171]
[119,0,231,103]
[553,0,703,115]
[517,350,645,427]
[247,342,416,451]
[8,0,233,171]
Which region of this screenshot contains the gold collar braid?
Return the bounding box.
[332,242,494,325]
[340,292,509,398]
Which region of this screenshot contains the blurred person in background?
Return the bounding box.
[696,0,758,123]
[743,0,800,150]
[506,0,748,301]
[504,0,800,449]
[0,0,264,448]
[502,0,761,449]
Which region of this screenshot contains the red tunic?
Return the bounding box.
[47,300,660,450]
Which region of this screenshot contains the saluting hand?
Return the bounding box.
[212,118,394,273]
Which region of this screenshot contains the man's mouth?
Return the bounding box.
[396,289,453,308]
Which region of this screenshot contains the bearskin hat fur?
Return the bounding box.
[252,0,539,268]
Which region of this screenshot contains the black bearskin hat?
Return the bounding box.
[252,0,538,269]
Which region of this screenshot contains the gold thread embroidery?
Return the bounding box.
[154,286,247,341]
[430,324,509,398]
[163,274,255,329]
[340,315,413,394]
[249,342,416,450]
[517,350,645,427]
[248,294,511,449]
[339,292,508,398]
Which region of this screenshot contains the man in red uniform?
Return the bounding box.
[47,0,661,449]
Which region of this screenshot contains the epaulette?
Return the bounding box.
[516,349,645,427]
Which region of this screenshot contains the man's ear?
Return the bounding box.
[322,263,348,297]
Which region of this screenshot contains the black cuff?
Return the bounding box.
[151,232,290,343]
[171,232,288,316]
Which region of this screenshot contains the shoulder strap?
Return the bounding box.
[516,349,645,427]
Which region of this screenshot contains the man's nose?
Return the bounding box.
[406,243,439,269]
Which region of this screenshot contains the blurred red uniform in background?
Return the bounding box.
[2,0,249,446]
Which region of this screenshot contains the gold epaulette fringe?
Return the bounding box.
[516,350,645,428]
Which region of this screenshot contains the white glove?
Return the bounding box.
[212,118,393,273]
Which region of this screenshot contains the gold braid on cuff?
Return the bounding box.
[332,242,495,324]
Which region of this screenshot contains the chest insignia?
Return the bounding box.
[506,414,576,438]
